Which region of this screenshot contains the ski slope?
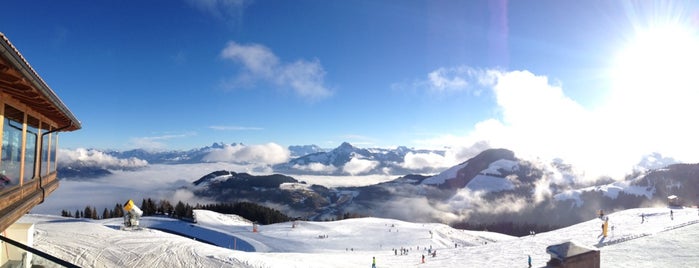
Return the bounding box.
[18,207,699,267]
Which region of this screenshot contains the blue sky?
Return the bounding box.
[3,1,699,174]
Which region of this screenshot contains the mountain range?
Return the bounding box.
[57,142,694,234]
[60,142,447,177]
[184,148,696,235]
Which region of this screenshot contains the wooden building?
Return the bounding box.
[0,32,81,233]
[668,195,681,207]
[546,240,600,268]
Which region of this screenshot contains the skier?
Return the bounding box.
[528,255,532,267]
[641,213,645,224]
[422,255,425,263]
[671,210,674,220]
[372,256,376,268]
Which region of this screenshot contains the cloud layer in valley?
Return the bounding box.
[58,148,148,169]
[202,142,290,165]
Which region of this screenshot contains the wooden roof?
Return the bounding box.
[0,32,81,131]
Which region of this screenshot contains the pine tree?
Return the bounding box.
[114,203,124,218]
[141,198,157,216]
[75,209,80,219]
[174,201,186,219]
[61,210,73,217]
[141,199,148,215]
[102,208,110,219]
[91,207,98,219]
[185,203,194,219]
[84,206,92,219]
[159,200,173,216]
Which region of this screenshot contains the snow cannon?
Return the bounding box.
[122,199,143,230]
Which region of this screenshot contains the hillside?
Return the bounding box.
[19,207,699,267]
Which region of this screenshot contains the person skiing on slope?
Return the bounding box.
[372,256,376,268]
[528,255,532,267]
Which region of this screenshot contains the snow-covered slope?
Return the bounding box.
[19,207,699,267]
[555,180,655,207]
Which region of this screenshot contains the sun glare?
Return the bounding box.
[610,24,699,113]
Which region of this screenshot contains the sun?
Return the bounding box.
[609,24,699,114]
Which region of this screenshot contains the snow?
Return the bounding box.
[465,175,514,192]
[422,159,517,190]
[421,162,468,185]
[18,207,699,267]
[555,180,655,207]
[296,174,396,187]
[479,159,518,176]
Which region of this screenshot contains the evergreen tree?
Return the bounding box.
[84,206,93,219]
[174,201,186,218]
[75,209,80,219]
[159,200,173,216]
[185,203,194,219]
[140,199,148,215]
[92,207,98,219]
[141,198,157,216]
[61,210,73,217]
[114,203,124,218]
[102,208,110,219]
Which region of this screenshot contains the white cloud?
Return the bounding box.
[58,148,148,169]
[209,125,263,131]
[292,163,338,174]
[418,66,498,94]
[412,65,699,180]
[342,158,379,175]
[202,143,290,165]
[33,162,249,215]
[221,41,332,100]
[128,132,196,152]
[279,59,331,99]
[401,152,453,170]
[221,42,278,76]
[185,0,249,23]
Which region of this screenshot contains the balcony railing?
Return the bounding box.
[0,232,78,268]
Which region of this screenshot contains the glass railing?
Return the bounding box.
[0,234,79,268]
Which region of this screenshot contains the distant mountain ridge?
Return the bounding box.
[104,142,241,164]
[61,142,446,178]
[275,142,446,175]
[188,148,699,232]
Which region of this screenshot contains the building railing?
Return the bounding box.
[0,172,59,232]
[0,231,78,268]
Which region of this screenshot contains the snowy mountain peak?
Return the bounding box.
[335,142,356,152]
[423,148,517,189]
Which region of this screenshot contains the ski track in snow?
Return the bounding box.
[19,207,699,267]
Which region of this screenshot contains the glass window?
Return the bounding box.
[40,125,51,176]
[1,105,24,188]
[24,115,39,181]
[50,132,58,173]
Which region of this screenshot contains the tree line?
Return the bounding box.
[61,198,291,225]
